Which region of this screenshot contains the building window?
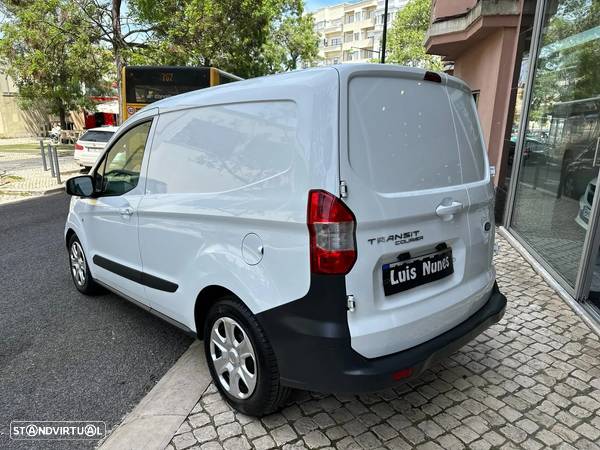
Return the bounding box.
[354,32,360,41]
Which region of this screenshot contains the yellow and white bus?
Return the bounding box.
[120,66,242,121]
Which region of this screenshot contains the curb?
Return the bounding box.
[98,341,211,450]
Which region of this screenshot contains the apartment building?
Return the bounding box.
[312,0,408,65]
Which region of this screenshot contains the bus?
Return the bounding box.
[120,66,242,121]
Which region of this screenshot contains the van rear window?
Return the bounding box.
[348,76,486,193]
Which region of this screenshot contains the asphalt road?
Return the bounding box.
[0,193,193,449]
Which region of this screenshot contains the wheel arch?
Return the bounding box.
[65,228,76,248]
[194,285,240,340]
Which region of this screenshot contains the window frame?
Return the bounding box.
[92,118,154,197]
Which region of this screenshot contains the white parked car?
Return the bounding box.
[64,65,506,416]
[73,126,118,168]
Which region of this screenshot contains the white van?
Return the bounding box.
[64,65,506,416]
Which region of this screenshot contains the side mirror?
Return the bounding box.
[66,175,95,197]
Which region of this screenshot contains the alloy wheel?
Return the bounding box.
[70,241,86,287]
[209,317,257,399]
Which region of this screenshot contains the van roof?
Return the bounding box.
[139,64,472,115]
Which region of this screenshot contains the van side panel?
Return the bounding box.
[136,70,340,330]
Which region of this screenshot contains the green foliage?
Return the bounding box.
[263,10,320,72]
[130,0,319,77]
[0,0,112,125]
[387,0,442,70]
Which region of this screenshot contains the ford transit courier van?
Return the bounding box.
[64,65,507,416]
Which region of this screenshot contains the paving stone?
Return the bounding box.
[243,421,266,439]
[201,443,223,450]
[217,422,242,441]
[313,412,335,429]
[271,424,298,446]
[253,435,276,450]
[189,412,211,429]
[194,426,218,444]
[303,430,331,449]
[173,432,198,450]
[214,411,235,427]
[371,423,398,441]
[222,435,250,450]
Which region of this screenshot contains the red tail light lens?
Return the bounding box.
[307,189,357,274]
[74,143,84,151]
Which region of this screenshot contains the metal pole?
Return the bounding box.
[52,145,61,184]
[380,0,389,63]
[39,140,48,171]
[48,143,56,177]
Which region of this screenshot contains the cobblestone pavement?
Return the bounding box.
[168,235,600,450]
[0,151,80,204]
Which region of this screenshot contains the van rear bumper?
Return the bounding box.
[256,277,506,393]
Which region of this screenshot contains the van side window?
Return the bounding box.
[96,121,152,196]
[146,101,295,194]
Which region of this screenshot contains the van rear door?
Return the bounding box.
[337,66,495,359]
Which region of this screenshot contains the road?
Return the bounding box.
[0,193,193,449]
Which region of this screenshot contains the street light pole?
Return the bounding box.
[380,0,389,63]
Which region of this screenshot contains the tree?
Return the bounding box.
[0,0,112,127]
[263,9,320,72]
[387,0,442,70]
[130,0,318,78]
[73,0,157,109]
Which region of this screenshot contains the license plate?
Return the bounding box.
[382,248,454,296]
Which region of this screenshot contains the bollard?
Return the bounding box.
[39,140,48,171]
[52,145,61,184]
[47,143,56,177]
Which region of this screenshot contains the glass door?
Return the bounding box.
[508,0,600,296]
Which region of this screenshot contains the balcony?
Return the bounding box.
[324,21,343,32]
[323,43,342,52]
[425,0,520,59]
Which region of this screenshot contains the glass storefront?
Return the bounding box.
[508,0,600,292]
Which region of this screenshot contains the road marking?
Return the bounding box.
[98,340,211,450]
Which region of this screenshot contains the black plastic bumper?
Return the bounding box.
[256,277,507,393]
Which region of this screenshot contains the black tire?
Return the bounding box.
[203,296,290,416]
[67,234,100,295]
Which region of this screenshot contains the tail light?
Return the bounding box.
[74,143,84,151]
[307,189,357,274]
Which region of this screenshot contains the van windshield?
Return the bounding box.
[348,76,486,193]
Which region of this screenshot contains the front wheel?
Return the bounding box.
[204,296,290,416]
[68,235,99,295]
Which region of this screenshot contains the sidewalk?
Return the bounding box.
[0,151,80,203]
[164,235,600,450]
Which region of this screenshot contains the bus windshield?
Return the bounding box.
[121,66,242,120]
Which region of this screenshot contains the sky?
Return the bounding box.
[305,0,349,12]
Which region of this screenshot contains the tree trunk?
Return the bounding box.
[58,104,67,129]
[112,0,124,124]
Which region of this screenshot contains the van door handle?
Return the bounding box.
[119,207,134,217]
[436,201,463,221]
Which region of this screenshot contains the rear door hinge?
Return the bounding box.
[347,294,356,312]
[340,180,348,198]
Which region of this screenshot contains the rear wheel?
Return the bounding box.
[204,296,290,416]
[68,234,99,295]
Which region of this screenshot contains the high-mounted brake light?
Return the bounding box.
[74,143,84,151]
[307,189,357,275]
[423,71,442,83]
